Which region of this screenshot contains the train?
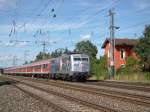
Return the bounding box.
[3,53,90,81]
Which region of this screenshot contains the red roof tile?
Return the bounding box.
[101,38,138,48]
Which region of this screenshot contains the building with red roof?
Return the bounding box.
[102,38,138,70]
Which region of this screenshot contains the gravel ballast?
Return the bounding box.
[0,78,100,112]
[21,79,150,112]
[16,83,100,112]
[2,76,150,112]
[0,83,57,112]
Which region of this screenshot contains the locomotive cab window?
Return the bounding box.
[82,58,88,61]
[74,58,81,61]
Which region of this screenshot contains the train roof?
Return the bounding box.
[4,58,52,70]
[25,59,51,66]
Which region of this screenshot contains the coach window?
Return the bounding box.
[35,65,41,69]
[35,66,37,69]
[43,64,48,69]
[38,65,41,69]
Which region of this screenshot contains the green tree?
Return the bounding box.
[75,40,98,58]
[125,56,139,72]
[35,52,51,61]
[134,25,150,71]
[23,61,28,65]
[51,48,71,58]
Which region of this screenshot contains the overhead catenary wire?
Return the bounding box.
[7,0,52,46]
[30,0,53,26]
[119,18,150,31]
[1,1,150,68]
[7,0,120,40]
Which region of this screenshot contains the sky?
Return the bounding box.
[0,0,150,67]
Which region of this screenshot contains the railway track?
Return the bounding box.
[13,84,68,112]
[0,77,68,112]
[41,80,150,107]
[4,76,117,112]
[85,81,150,92]
[5,75,150,108]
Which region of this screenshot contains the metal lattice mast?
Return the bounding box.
[42,41,46,59]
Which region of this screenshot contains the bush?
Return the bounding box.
[117,56,140,74]
[90,56,108,80]
[144,72,150,80]
[126,56,140,72]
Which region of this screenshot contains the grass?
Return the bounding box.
[115,72,149,80]
[90,72,150,83]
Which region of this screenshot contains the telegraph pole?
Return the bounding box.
[109,9,115,79]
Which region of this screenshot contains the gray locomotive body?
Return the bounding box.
[50,54,90,81]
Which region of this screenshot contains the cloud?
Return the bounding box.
[34,37,64,45]
[16,41,28,47]
[80,34,91,41]
[0,0,17,9]
[5,42,14,47]
[78,0,110,7]
[47,38,63,44]
[0,21,88,38]
[2,41,28,47]
[0,24,11,34]
[133,0,150,10]
[26,21,88,32]
[0,54,12,61]
[0,21,88,34]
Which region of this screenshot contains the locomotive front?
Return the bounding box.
[70,54,90,80]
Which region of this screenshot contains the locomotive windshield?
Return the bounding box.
[82,58,88,61]
[73,58,88,61]
[74,58,81,61]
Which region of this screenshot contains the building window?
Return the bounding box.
[120,49,125,59]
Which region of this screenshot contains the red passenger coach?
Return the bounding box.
[4,59,51,78]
